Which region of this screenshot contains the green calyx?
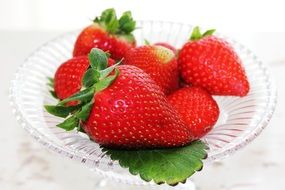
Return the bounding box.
[45,48,121,131]
[190,26,216,41]
[94,8,136,38]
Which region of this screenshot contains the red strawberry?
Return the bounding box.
[124,45,179,95]
[54,56,90,101]
[178,27,249,96]
[54,56,114,102]
[46,48,193,149]
[84,65,193,149]
[154,42,177,54]
[73,8,136,60]
[168,87,220,139]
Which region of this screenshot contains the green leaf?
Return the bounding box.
[88,48,108,70]
[59,87,95,105]
[100,8,119,33]
[75,100,94,121]
[119,11,136,34]
[190,26,215,40]
[99,60,122,79]
[190,26,202,40]
[103,141,208,186]
[44,105,80,118]
[95,68,120,92]
[47,77,54,88]
[202,29,216,37]
[82,68,100,88]
[144,39,150,45]
[93,16,100,23]
[77,122,85,133]
[57,115,79,131]
[49,90,58,99]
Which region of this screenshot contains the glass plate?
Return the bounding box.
[9,21,277,187]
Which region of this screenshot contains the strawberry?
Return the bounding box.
[54,56,90,101]
[178,27,250,96]
[54,56,115,102]
[154,42,177,54]
[73,8,136,60]
[46,48,193,149]
[124,45,179,95]
[167,87,220,139]
[84,65,193,149]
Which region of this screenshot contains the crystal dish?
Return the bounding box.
[10,21,277,189]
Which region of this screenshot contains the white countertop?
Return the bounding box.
[1,31,284,190]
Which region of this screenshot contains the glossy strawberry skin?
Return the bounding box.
[178,36,249,96]
[54,56,90,101]
[73,24,135,60]
[124,45,179,95]
[109,36,136,60]
[54,56,115,102]
[168,87,220,139]
[83,65,193,149]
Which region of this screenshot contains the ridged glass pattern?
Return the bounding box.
[10,21,277,185]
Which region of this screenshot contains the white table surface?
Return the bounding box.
[1,31,284,190]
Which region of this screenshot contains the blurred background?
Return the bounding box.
[1,0,284,190]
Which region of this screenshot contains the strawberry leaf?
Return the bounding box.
[77,122,85,133]
[49,90,58,99]
[75,100,94,121]
[95,68,120,92]
[82,68,100,88]
[100,8,119,33]
[99,60,122,79]
[57,115,79,131]
[47,77,57,99]
[103,141,208,186]
[190,26,215,40]
[44,105,81,118]
[88,48,108,70]
[47,77,54,88]
[59,87,95,105]
[118,11,136,34]
[94,9,136,35]
[202,29,216,37]
[190,26,202,40]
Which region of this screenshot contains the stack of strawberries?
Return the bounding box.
[46,8,249,150]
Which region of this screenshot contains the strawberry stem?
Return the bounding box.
[118,11,136,34]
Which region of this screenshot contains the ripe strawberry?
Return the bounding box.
[46,48,193,149]
[154,42,177,54]
[73,8,136,60]
[124,45,179,95]
[178,27,250,96]
[84,65,193,149]
[54,56,90,102]
[54,56,114,102]
[167,87,219,139]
